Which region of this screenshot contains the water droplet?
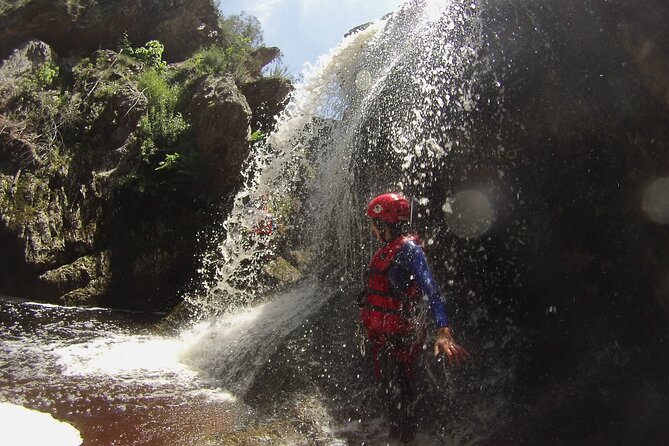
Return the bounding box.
[642,177,669,224]
[442,190,495,238]
[354,69,372,91]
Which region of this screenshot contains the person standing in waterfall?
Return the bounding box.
[359,192,470,444]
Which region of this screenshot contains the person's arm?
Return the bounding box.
[399,242,470,366]
[434,326,469,366]
[405,243,449,328]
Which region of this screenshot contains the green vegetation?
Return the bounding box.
[154,150,206,187]
[0,9,291,206]
[250,129,265,142]
[183,35,254,84]
[119,35,167,72]
[136,68,188,162]
[32,61,60,90]
[218,12,264,48]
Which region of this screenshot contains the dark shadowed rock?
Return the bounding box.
[236,1,669,444]
[0,0,220,62]
[344,22,373,38]
[368,1,669,443]
[186,75,252,192]
[37,250,110,306]
[242,77,293,132]
[246,46,282,78]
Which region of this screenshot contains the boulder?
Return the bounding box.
[0,40,57,81]
[263,256,303,285]
[246,46,281,79]
[186,75,252,192]
[241,77,293,132]
[36,251,110,305]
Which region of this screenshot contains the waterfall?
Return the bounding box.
[181,2,511,440]
[189,0,501,316]
[3,0,669,443]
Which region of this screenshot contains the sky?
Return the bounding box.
[217,0,406,76]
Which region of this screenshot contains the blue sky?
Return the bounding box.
[217,0,406,76]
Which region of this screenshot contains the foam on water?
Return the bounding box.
[182,279,328,394]
[0,403,82,446]
[54,335,195,380]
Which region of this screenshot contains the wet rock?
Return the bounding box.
[287,250,316,270]
[620,22,669,109]
[345,22,374,38]
[241,77,293,132]
[345,13,393,38]
[263,257,303,285]
[153,300,198,334]
[201,419,307,446]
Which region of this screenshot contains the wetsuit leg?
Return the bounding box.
[378,337,417,443]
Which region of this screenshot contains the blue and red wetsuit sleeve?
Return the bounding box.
[388,241,450,328]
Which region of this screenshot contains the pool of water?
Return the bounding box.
[0,297,253,446]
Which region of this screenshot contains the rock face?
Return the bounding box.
[231,1,669,444]
[186,76,252,191]
[0,0,297,311]
[246,47,282,78]
[342,1,669,443]
[481,4,669,441]
[0,28,293,310]
[242,77,294,132]
[37,251,111,306]
[0,0,220,62]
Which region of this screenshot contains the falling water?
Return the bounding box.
[3,0,524,443]
[4,0,669,443]
[191,0,500,313]
[181,0,511,443]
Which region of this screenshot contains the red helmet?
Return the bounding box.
[366,193,410,223]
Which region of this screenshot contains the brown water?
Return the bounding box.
[0,298,253,446]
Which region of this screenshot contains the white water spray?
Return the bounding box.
[191,0,495,317]
[182,280,326,394]
[180,2,503,410]
[0,2,514,445]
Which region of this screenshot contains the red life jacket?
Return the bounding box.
[361,235,424,381]
[361,235,422,337]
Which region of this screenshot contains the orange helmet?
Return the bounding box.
[366,193,410,224]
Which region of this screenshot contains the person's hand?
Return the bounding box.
[433,327,470,367]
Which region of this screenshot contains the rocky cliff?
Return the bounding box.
[0,0,219,62]
[0,1,292,311]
